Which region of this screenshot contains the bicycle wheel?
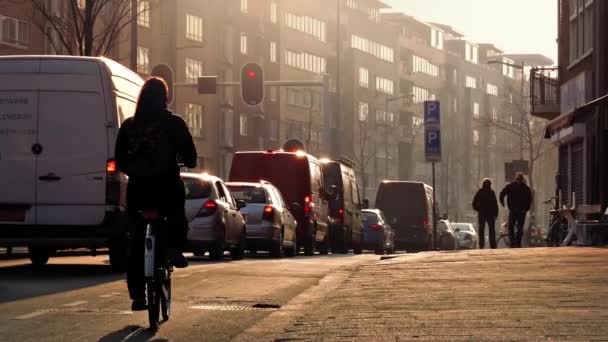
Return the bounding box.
[496,234,510,248]
[147,279,160,330]
[161,272,171,321]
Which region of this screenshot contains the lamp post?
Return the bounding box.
[487,59,526,160]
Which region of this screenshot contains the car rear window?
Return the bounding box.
[183,178,212,199]
[362,212,379,224]
[228,186,268,204]
[376,183,428,220]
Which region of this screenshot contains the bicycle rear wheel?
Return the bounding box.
[161,273,171,321]
[147,279,160,330]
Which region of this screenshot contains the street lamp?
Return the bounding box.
[383,93,415,178]
[487,59,526,161]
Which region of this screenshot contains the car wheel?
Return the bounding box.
[271,230,284,258]
[193,249,205,257]
[318,233,329,255]
[285,236,297,257]
[109,237,128,272]
[209,245,223,261]
[29,246,51,268]
[231,229,246,260]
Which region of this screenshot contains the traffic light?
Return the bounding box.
[151,64,174,105]
[241,63,264,106]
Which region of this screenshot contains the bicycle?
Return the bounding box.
[543,197,574,247]
[496,222,510,248]
[141,210,172,330]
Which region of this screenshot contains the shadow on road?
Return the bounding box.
[98,325,167,342]
[0,263,122,304]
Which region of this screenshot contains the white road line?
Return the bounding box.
[61,301,88,307]
[14,310,51,320]
[99,292,121,298]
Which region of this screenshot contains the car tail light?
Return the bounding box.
[262,205,274,221]
[304,195,312,214]
[106,159,117,175]
[197,200,218,217]
[337,208,344,222]
[370,224,382,230]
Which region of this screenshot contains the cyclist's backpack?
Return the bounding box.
[125,113,176,178]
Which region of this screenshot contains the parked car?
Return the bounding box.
[320,158,363,254]
[438,219,458,251]
[375,181,435,252]
[183,173,247,261]
[229,150,332,256]
[0,56,144,270]
[453,223,479,249]
[226,181,298,258]
[362,209,395,255]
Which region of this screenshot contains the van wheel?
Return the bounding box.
[193,249,206,257]
[29,246,51,268]
[109,238,128,272]
[353,233,363,255]
[209,246,223,261]
[304,224,315,256]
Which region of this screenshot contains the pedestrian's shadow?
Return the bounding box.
[98,325,168,342]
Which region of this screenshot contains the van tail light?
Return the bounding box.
[106,159,117,175]
[197,200,218,217]
[304,195,312,214]
[262,205,274,221]
[369,224,382,230]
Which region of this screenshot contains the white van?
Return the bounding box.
[0,56,144,269]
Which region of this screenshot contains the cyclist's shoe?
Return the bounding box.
[169,248,188,268]
[131,298,147,311]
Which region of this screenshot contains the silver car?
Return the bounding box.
[453,223,479,249]
[182,173,247,261]
[226,181,298,258]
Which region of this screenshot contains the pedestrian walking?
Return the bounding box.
[472,178,499,249]
[499,172,532,248]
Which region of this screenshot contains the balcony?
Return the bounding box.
[530,67,560,120]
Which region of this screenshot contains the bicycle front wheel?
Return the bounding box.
[161,274,171,321]
[147,279,160,330]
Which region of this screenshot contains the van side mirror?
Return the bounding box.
[236,200,247,210]
[361,199,370,209]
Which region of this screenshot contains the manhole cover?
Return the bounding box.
[190,304,280,312]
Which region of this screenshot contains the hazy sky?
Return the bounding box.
[384,0,558,64]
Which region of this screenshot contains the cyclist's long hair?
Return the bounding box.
[134,77,169,127]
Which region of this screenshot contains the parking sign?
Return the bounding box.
[424,101,441,162]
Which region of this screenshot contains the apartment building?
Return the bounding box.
[0,2,46,55]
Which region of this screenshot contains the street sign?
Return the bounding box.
[424,101,441,162]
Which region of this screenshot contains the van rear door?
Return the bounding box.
[0,90,38,224]
[35,61,108,225]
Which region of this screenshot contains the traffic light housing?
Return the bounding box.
[151,64,174,105]
[241,63,264,106]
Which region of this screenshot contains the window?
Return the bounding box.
[358,102,369,122]
[465,76,477,89]
[412,55,439,77]
[241,0,248,14]
[240,115,248,136]
[473,102,480,119]
[269,87,278,102]
[185,58,203,83]
[351,35,394,63]
[492,107,498,122]
[359,67,369,88]
[465,43,478,64]
[412,116,423,128]
[1,16,29,47]
[369,8,380,22]
[270,41,277,63]
[413,86,431,104]
[569,0,594,62]
[285,13,326,42]
[473,129,480,145]
[138,0,150,28]
[184,103,204,138]
[502,58,515,78]
[486,83,498,96]
[240,33,248,55]
[347,0,358,9]
[270,120,278,141]
[270,2,278,24]
[285,50,326,74]
[376,77,394,95]
[136,46,149,74]
[186,14,204,42]
[430,28,444,50]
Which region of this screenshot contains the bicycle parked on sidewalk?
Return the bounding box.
[140,209,172,330]
[543,197,575,247]
[496,222,511,248]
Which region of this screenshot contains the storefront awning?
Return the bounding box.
[545,93,608,138]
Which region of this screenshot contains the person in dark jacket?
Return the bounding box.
[472,178,499,249]
[499,172,532,248]
[115,77,197,311]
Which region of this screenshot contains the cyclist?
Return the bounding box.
[499,172,532,248]
[115,77,197,311]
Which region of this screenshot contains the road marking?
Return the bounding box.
[174,273,192,278]
[14,310,52,320]
[190,305,278,312]
[99,292,121,298]
[61,301,88,307]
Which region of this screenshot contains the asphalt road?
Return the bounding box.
[0,252,379,341]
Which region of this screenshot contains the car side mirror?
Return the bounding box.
[236,200,247,210]
[361,199,370,209]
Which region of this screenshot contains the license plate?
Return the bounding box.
[0,206,27,222]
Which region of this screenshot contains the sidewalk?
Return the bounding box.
[275,248,608,341]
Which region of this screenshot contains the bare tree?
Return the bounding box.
[7,0,152,57]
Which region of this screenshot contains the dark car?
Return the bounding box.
[375,181,435,252]
[227,181,298,258]
[362,209,395,255]
[183,173,247,261]
[320,157,363,254]
[229,150,331,256]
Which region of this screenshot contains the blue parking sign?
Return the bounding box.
[424,101,441,162]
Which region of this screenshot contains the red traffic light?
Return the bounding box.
[241,63,264,106]
[247,70,256,79]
